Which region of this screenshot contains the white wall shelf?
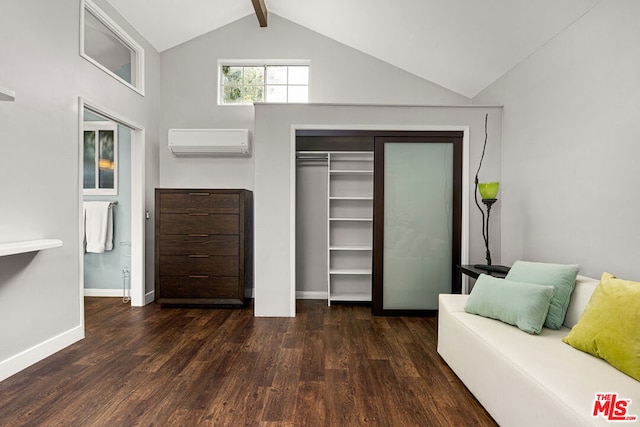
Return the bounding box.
[0,239,63,257]
[0,87,16,102]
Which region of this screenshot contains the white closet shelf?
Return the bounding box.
[329,268,372,275]
[329,152,373,159]
[329,170,373,175]
[330,292,372,302]
[329,217,373,222]
[329,245,373,251]
[329,196,373,200]
[0,87,16,101]
[0,239,63,256]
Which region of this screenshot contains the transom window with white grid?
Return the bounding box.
[219,63,309,105]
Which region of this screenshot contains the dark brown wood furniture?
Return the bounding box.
[155,188,253,306]
[457,264,510,292]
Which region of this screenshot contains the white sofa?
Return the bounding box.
[438,275,640,427]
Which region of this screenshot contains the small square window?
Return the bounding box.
[288,85,309,103]
[266,66,287,85]
[288,66,309,85]
[84,121,118,195]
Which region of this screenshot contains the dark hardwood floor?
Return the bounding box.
[0,298,496,426]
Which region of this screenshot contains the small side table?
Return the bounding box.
[457,265,510,293]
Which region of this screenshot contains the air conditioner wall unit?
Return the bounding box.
[168,129,251,156]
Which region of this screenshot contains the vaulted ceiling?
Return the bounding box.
[105,0,601,98]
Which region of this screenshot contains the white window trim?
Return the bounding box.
[83,121,118,196]
[80,0,145,96]
[217,59,310,106]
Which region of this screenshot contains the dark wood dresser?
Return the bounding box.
[155,189,253,306]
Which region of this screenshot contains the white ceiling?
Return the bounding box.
[105,0,601,98]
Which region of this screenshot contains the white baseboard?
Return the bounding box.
[0,324,84,382]
[144,290,155,305]
[296,291,328,300]
[84,288,129,297]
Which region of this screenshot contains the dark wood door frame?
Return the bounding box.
[372,132,464,316]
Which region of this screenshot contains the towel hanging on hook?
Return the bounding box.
[83,201,114,253]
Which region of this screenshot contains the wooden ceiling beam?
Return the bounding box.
[251,0,268,27]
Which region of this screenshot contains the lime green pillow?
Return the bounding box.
[464,274,555,335]
[562,272,640,381]
[506,260,579,329]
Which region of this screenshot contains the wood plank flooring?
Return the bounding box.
[0,299,497,426]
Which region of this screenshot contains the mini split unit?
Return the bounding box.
[168,129,251,157]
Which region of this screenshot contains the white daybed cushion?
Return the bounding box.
[438,290,640,427]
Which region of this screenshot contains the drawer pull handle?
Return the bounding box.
[188,213,210,216]
[188,192,210,196]
[189,275,209,279]
[189,254,210,258]
[188,234,209,237]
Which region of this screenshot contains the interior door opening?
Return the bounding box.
[78,98,147,327]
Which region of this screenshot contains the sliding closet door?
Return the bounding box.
[372,133,462,316]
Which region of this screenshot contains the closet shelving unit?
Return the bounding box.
[327,151,374,305]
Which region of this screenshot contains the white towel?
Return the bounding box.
[83,201,114,253]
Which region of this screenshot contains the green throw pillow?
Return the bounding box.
[562,272,640,382]
[506,260,579,329]
[464,274,555,335]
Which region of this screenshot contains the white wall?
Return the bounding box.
[159,13,470,190]
[473,0,640,280]
[254,104,502,316]
[0,0,160,381]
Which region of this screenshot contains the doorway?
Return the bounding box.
[78,98,147,317]
[82,109,131,301]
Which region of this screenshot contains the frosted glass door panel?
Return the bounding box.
[383,143,453,310]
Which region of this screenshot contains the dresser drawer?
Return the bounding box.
[159,192,240,214]
[159,255,239,276]
[158,235,239,256]
[158,276,240,299]
[159,214,239,235]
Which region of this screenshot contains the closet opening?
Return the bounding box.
[294,129,464,314]
[296,132,374,305]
